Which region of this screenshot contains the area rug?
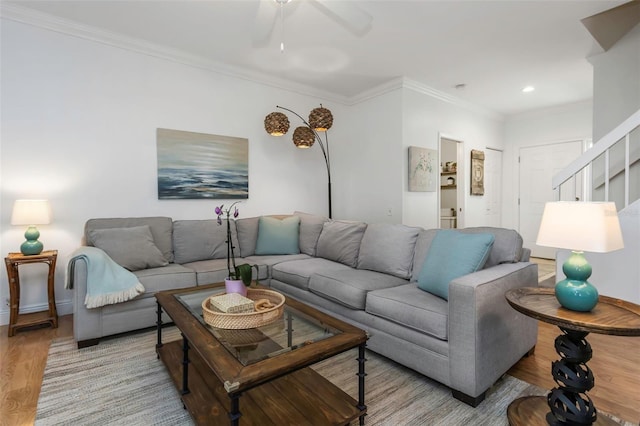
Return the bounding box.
[36,328,632,426]
[36,328,539,425]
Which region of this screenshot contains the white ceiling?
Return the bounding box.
[3,0,630,116]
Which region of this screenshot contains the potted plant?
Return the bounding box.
[215,202,253,296]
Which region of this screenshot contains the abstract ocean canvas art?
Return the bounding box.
[157,128,248,199]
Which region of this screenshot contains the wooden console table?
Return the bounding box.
[505,287,640,426]
[5,250,58,337]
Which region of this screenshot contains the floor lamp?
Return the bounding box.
[264,105,333,218]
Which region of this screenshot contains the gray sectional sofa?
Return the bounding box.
[69,212,538,406]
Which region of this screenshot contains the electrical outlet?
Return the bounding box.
[5,298,9,307]
[387,207,393,216]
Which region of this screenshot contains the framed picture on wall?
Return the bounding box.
[470,149,485,196]
[408,146,437,192]
[157,128,249,199]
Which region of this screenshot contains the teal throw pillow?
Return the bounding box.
[255,216,301,255]
[417,230,495,300]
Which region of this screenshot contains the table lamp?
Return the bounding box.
[536,201,624,312]
[11,199,52,255]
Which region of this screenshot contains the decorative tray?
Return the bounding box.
[201,288,285,330]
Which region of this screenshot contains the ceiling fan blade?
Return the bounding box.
[311,0,373,35]
[252,0,279,46]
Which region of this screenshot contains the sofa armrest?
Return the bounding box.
[70,256,103,344]
[448,262,538,398]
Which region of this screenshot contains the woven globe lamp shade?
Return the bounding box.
[309,106,333,132]
[264,112,290,136]
[292,126,315,148]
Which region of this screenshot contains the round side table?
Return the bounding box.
[505,287,640,426]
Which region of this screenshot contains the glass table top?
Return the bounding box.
[175,287,342,366]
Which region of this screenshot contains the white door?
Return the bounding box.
[484,148,503,227]
[519,140,584,258]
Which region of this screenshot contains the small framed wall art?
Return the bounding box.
[470,149,485,196]
[408,146,437,192]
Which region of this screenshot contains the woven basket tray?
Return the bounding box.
[202,288,285,330]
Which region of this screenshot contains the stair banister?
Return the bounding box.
[552,109,640,191]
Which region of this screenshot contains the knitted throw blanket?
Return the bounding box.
[66,246,145,309]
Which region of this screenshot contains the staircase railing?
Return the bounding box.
[553,109,640,208]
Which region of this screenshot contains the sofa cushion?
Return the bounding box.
[255,216,301,255]
[245,254,310,281]
[88,225,168,271]
[417,230,494,300]
[236,217,259,257]
[308,269,408,310]
[182,258,237,285]
[410,229,438,281]
[85,217,174,263]
[316,221,367,268]
[132,264,196,297]
[173,219,235,264]
[272,258,352,291]
[410,227,524,281]
[294,211,329,256]
[456,227,524,267]
[366,283,449,340]
[357,223,421,279]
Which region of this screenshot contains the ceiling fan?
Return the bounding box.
[252,0,373,49]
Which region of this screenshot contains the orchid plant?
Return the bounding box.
[215,202,253,286]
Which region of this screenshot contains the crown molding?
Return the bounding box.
[0,3,350,105]
[347,77,503,121]
[346,77,405,105]
[2,4,502,119]
[401,78,504,121]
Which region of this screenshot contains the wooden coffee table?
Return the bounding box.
[505,287,640,426]
[155,283,368,425]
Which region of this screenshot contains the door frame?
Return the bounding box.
[438,133,465,228]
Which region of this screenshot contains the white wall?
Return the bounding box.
[401,86,504,229]
[0,19,346,323]
[2,16,599,326]
[502,100,593,230]
[333,83,505,229]
[591,24,640,141]
[334,88,403,223]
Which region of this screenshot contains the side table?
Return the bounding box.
[505,287,640,426]
[5,250,58,337]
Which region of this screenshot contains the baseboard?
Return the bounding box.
[0,300,73,326]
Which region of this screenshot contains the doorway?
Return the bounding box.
[519,140,585,258]
[439,136,464,229]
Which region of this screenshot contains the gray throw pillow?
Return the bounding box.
[315,221,367,267]
[172,220,234,264]
[294,211,329,256]
[236,217,259,258]
[357,223,421,279]
[88,225,168,271]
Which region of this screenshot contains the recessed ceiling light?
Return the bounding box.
[522,86,535,93]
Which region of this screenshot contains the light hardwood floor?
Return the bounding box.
[1,312,639,425]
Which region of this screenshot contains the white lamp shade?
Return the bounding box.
[536,201,624,253]
[11,199,52,225]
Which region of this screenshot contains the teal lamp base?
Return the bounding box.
[555,251,598,312]
[20,225,44,255]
